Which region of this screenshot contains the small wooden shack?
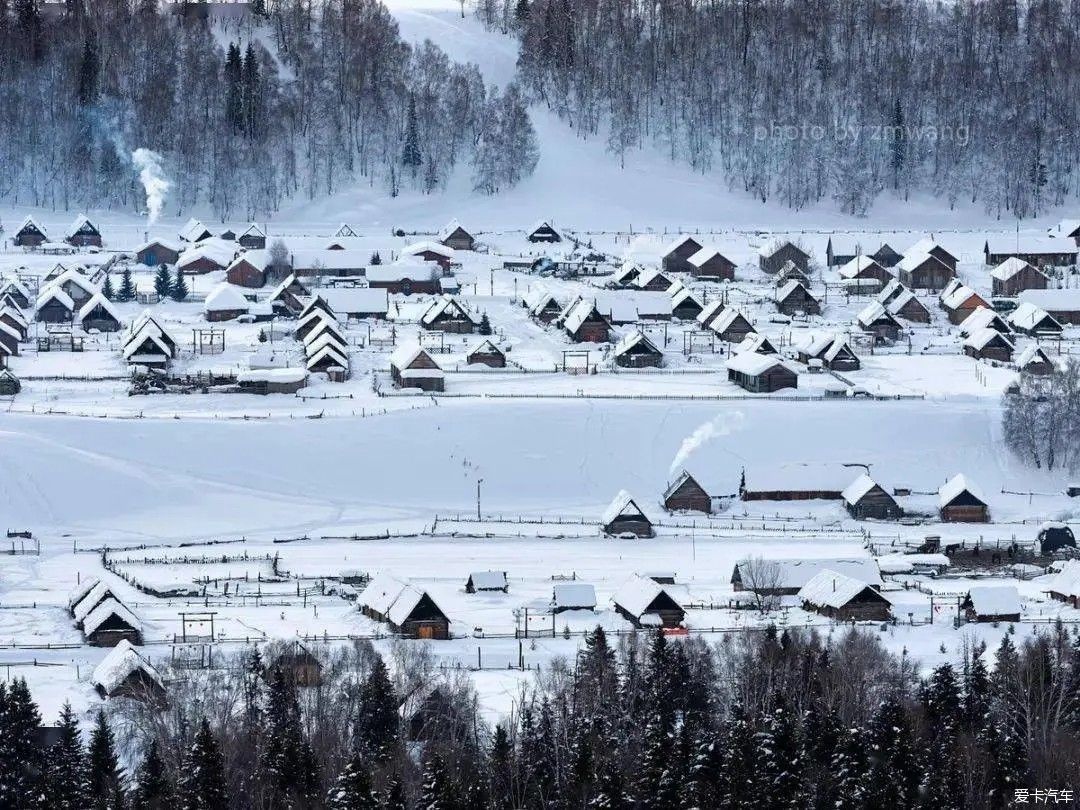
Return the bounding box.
[841,474,902,520]
[661,235,704,274]
[465,571,508,593]
[601,490,654,538]
[726,352,798,393]
[65,215,103,248]
[390,344,444,392]
[963,328,1014,362]
[527,220,562,243]
[361,574,451,639]
[797,570,891,622]
[686,247,736,281]
[438,219,475,251]
[91,640,166,704]
[466,339,506,368]
[13,216,48,247]
[663,470,711,514]
[759,240,810,275]
[961,587,1021,623]
[611,575,685,629]
[991,258,1048,297]
[939,474,989,523]
[613,331,663,368]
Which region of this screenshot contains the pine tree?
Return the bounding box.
[890,98,905,190]
[755,697,801,810]
[962,649,992,732]
[370,251,382,266]
[132,740,172,810]
[489,724,513,810]
[863,696,918,810]
[478,313,492,335]
[262,668,313,802]
[170,272,189,302]
[101,273,115,301]
[153,264,172,299]
[224,43,243,133]
[831,725,869,810]
[87,711,125,810]
[77,34,99,106]
[419,752,456,810]
[117,266,135,302]
[241,44,261,140]
[401,95,422,176]
[46,703,89,810]
[354,657,398,762]
[326,750,377,810]
[922,663,962,729]
[178,719,227,810]
[0,678,44,809]
[721,704,757,806]
[379,775,406,810]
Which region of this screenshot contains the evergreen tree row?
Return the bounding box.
[3,625,1080,808]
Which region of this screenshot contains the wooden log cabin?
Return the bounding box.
[560,298,611,343]
[612,575,685,629]
[601,491,654,538]
[438,219,475,251]
[686,247,736,281]
[466,339,507,368]
[939,474,990,523]
[13,216,47,247]
[613,331,663,368]
[390,344,444,392]
[841,474,903,520]
[961,586,1021,623]
[758,240,810,275]
[136,239,181,267]
[984,236,1077,269]
[91,640,166,704]
[898,252,954,291]
[361,574,451,639]
[663,470,712,514]
[726,352,798,393]
[797,570,891,622]
[775,280,821,316]
[661,235,704,274]
[65,215,103,247]
[990,258,1048,297]
[963,328,1014,362]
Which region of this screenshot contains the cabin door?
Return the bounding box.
[418,625,434,640]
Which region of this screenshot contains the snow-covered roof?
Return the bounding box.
[662,234,702,256]
[563,298,603,334]
[1,304,29,328]
[634,266,674,290]
[135,237,181,254]
[838,255,882,279]
[361,573,445,627]
[1007,301,1060,332]
[876,553,950,574]
[1019,288,1080,311]
[776,279,815,303]
[289,248,367,272]
[334,223,359,238]
[601,489,648,525]
[467,571,507,590]
[941,284,983,310]
[177,240,234,270]
[798,570,886,610]
[76,292,122,325]
[304,330,348,359]
[124,313,177,354]
[305,344,349,371]
[552,582,596,609]
[841,473,882,505]
[877,278,905,303]
[0,276,31,299]
[179,218,211,242]
[91,639,162,696]
[437,218,470,241]
[611,575,678,617]
[963,327,1013,352]
[958,307,1009,336]
[735,557,882,590]
[758,238,806,258]
[905,236,956,260]
[989,257,1040,282]
[965,586,1021,617]
[524,286,557,314]
[0,320,22,344]
[73,582,116,624]
[16,215,47,237]
[366,259,437,282]
[35,284,75,311]
[613,330,661,358]
[468,338,503,357]
[670,286,701,308]
[696,299,725,326]
[1018,344,1053,369]
[939,474,987,508]
[240,222,266,239]
[885,289,923,318]
[237,368,307,385]
[50,268,99,297]
[710,307,750,335]
[68,577,101,610]
[83,597,142,636]
[390,342,437,371]
[856,301,897,328]
[1049,560,1080,598]
[227,250,271,273]
[985,234,1075,256]
[65,214,99,239]
[204,283,250,313]
[269,273,308,302]
[725,351,791,376]
[403,241,455,259]
[687,246,728,267]
[528,218,558,236]
[319,287,388,315]
[896,251,941,273]
[421,295,474,326]
[734,332,775,355]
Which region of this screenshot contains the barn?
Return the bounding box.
[898,252,954,291]
[613,331,663,368]
[360,574,451,639]
[0,368,19,393]
[758,240,810,275]
[961,587,1021,623]
[65,215,103,248]
[661,235,704,274]
[963,328,1014,362]
[905,237,958,271]
[83,599,143,647]
[686,247,736,281]
[991,258,1048,297]
[798,570,891,622]
[13,216,47,247]
[856,301,902,343]
[226,252,269,288]
[611,575,685,629]
[670,287,704,321]
[203,284,251,322]
[775,280,821,316]
[1018,344,1055,376]
[886,289,931,324]
[91,640,166,704]
[403,241,455,272]
[726,353,798,393]
[838,256,892,292]
[552,583,596,613]
[795,333,860,371]
[984,235,1076,269]
[601,490,654,538]
[527,220,562,243]
[940,283,989,324]
[438,219,475,251]
[238,223,267,250]
[136,239,181,267]
[76,294,122,333]
[465,571,508,593]
[35,286,75,323]
[561,298,611,343]
[841,474,902,520]
[268,274,312,316]
[466,339,506,368]
[390,344,444,392]
[663,470,712,514]
[1047,561,1080,607]
[366,260,440,295]
[709,307,755,343]
[939,474,989,523]
[1007,302,1063,337]
[421,295,477,333]
[179,218,213,243]
[731,557,883,596]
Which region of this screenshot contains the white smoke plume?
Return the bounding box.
[669,411,745,476]
[131,148,171,225]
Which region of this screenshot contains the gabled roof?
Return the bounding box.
[467,571,507,590]
[963,327,1013,352]
[733,557,882,590]
[798,570,888,610]
[76,292,122,325]
[83,597,142,636]
[35,285,75,311]
[841,473,883,505]
[670,286,702,308]
[905,236,956,262]
[528,218,559,236]
[66,214,100,239]
[939,474,987,508]
[50,268,98,297]
[838,255,884,279]
[634,266,674,290]
[15,215,47,237]
[203,283,250,313]
[360,573,447,627]
[403,241,455,259]
[612,263,643,285]
[663,234,702,257]
[687,246,731,268]
[552,582,596,610]
[563,298,605,334]
[964,586,1021,616]
[227,250,271,273]
[269,273,309,303]
[958,307,1010,336]
[437,218,470,241]
[240,222,266,239]
[1007,302,1061,333]
[613,330,661,358]
[123,331,172,361]
[92,639,162,696]
[304,331,348,358]
[135,237,181,254]
[68,577,101,610]
[305,343,349,371]
[1048,560,1080,598]
[941,284,986,310]
[776,279,817,303]
[601,489,649,525]
[334,223,359,238]
[696,299,726,327]
[179,218,212,242]
[985,234,1076,256]
[897,251,945,273]
[856,301,899,328]
[734,332,777,355]
[177,240,235,270]
[468,338,504,357]
[725,351,791,376]
[1,305,29,329]
[1018,344,1053,369]
[390,342,438,371]
[421,295,474,326]
[758,238,808,259]
[711,307,751,335]
[611,575,680,617]
[366,258,438,282]
[990,257,1041,282]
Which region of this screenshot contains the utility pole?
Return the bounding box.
[476,478,483,521]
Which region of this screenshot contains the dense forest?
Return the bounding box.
[0,0,538,221]
[1,625,1079,808]
[480,0,1080,218]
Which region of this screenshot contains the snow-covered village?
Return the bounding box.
[1,0,1080,808]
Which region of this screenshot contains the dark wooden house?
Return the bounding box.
[390,344,444,392]
[726,353,798,393]
[759,240,810,275]
[842,474,902,520]
[686,247,736,281]
[1038,522,1075,554]
[561,298,611,343]
[601,491,654,538]
[991,258,1048,297]
[13,217,47,247]
[466,339,506,368]
[420,295,477,333]
[612,576,685,629]
[361,575,451,639]
[961,587,1021,623]
[898,252,954,291]
[939,475,989,523]
[136,239,181,267]
[527,220,561,243]
[709,308,755,343]
[226,254,269,288]
[798,570,891,622]
[963,328,1013,362]
[856,301,902,343]
[270,643,323,687]
[613,331,663,368]
[775,280,821,316]
[91,640,166,704]
[661,235,704,274]
[465,571,508,593]
[663,470,712,514]
[65,215,102,247]
[670,288,704,321]
[238,223,267,250]
[438,220,475,251]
